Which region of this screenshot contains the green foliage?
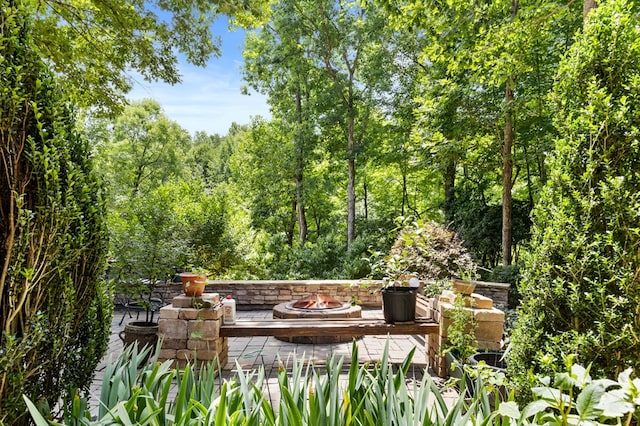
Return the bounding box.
[254,233,367,280]
[28,341,640,425]
[109,182,190,321]
[383,0,582,268]
[453,195,532,268]
[230,119,298,242]
[509,0,640,401]
[110,179,238,314]
[445,296,478,364]
[186,185,239,276]
[24,0,269,112]
[92,99,190,200]
[498,358,640,425]
[0,5,110,424]
[92,101,241,287]
[21,340,467,425]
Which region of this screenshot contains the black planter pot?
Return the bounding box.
[469,351,507,371]
[381,286,417,323]
[468,350,508,404]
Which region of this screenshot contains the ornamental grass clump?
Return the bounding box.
[25,342,640,425]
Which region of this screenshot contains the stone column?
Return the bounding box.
[157,293,228,372]
[426,291,505,377]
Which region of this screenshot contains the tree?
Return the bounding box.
[508,0,640,399]
[94,99,190,200]
[382,0,581,266]
[243,0,320,243]
[251,0,393,248]
[188,131,226,186]
[308,0,395,247]
[1,5,110,423]
[231,118,298,244]
[23,0,269,112]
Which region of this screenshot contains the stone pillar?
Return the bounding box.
[426,291,505,378]
[158,293,228,372]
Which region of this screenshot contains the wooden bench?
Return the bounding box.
[220,317,438,338]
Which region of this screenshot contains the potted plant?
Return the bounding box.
[179,267,208,297]
[115,276,165,354]
[110,188,190,354]
[377,254,421,324]
[372,219,481,323]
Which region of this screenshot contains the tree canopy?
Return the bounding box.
[24,0,269,112]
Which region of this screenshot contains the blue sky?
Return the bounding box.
[127,19,270,136]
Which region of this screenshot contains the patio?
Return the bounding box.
[90,307,450,414]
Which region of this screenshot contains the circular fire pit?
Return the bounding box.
[273,294,362,344]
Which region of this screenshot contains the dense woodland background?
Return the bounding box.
[3,0,640,423]
[91,0,589,284]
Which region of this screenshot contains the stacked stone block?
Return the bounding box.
[426,291,505,377]
[158,294,227,371]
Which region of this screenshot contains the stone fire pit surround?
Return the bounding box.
[272,294,362,344]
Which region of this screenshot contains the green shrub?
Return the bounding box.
[452,193,532,269]
[387,219,478,282]
[508,0,640,401]
[1,5,110,424]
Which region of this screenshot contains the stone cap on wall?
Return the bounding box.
[153,279,510,309]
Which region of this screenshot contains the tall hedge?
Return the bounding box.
[508,0,640,398]
[0,4,111,424]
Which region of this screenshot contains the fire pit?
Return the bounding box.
[272,294,362,344]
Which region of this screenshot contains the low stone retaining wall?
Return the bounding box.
[155,279,510,310]
[157,280,382,309]
[473,281,510,307]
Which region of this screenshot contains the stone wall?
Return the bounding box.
[473,281,510,307]
[155,279,510,310]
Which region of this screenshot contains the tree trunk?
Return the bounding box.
[402,173,407,217]
[287,199,296,247]
[296,177,307,243]
[294,89,308,243]
[347,117,356,247]
[502,79,514,266]
[347,158,356,247]
[538,153,547,185]
[583,0,597,22]
[363,180,368,221]
[443,160,456,223]
[502,0,519,267]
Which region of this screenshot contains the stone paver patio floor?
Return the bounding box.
[90,307,453,415]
